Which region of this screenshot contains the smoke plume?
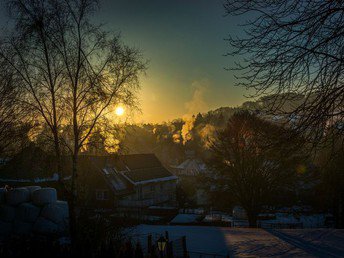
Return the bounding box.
[181,79,209,144]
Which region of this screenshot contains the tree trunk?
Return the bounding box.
[53,135,63,183]
[246,209,258,228]
[69,153,78,253]
[334,194,344,229]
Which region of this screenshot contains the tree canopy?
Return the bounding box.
[211,111,306,226]
[225,0,344,144]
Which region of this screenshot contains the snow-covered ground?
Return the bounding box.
[129,225,344,257]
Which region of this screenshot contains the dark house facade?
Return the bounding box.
[0,148,178,214]
[78,154,178,211]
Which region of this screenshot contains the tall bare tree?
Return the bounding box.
[53,0,146,242]
[224,0,344,145]
[0,62,29,156]
[211,111,305,227]
[0,0,65,180]
[0,0,146,245]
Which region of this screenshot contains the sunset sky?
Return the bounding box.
[99,0,253,123]
[0,0,250,123]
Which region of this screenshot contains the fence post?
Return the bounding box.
[182,236,187,258]
[166,240,172,258]
[165,231,172,258]
[147,234,152,256]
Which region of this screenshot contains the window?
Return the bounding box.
[0,158,8,165]
[160,184,164,191]
[150,185,155,191]
[96,190,109,200]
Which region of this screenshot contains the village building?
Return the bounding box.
[86,154,179,211]
[0,147,178,219]
[170,151,213,207]
[170,151,209,176]
[171,158,208,176]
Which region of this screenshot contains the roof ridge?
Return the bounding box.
[127,165,164,171]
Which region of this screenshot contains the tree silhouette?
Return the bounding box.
[225,0,344,146]
[0,0,146,248]
[211,111,305,226]
[0,64,29,156]
[0,0,66,180]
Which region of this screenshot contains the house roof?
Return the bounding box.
[92,154,177,185]
[123,167,176,184]
[113,154,163,171]
[171,158,208,176]
[0,150,177,187]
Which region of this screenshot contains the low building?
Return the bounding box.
[171,158,208,176]
[85,154,178,210]
[0,148,178,216]
[170,151,213,207]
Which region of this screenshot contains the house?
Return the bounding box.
[81,154,178,210]
[0,147,178,215]
[169,151,214,207]
[170,151,210,176]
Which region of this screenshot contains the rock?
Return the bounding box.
[16,203,40,223]
[13,220,33,236]
[32,188,57,206]
[5,188,30,206]
[0,205,16,222]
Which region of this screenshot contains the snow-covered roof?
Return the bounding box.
[1,151,177,190]
[122,174,177,186]
[172,158,208,176]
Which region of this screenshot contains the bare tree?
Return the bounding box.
[211,111,305,227]
[224,0,344,145]
[0,0,66,180]
[0,63,29,156]
[322,150,344,228]
[316,130,344,228]
[0,0,146,246]
[51,0,146,243]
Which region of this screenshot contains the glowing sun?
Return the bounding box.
[115,106,125,116]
